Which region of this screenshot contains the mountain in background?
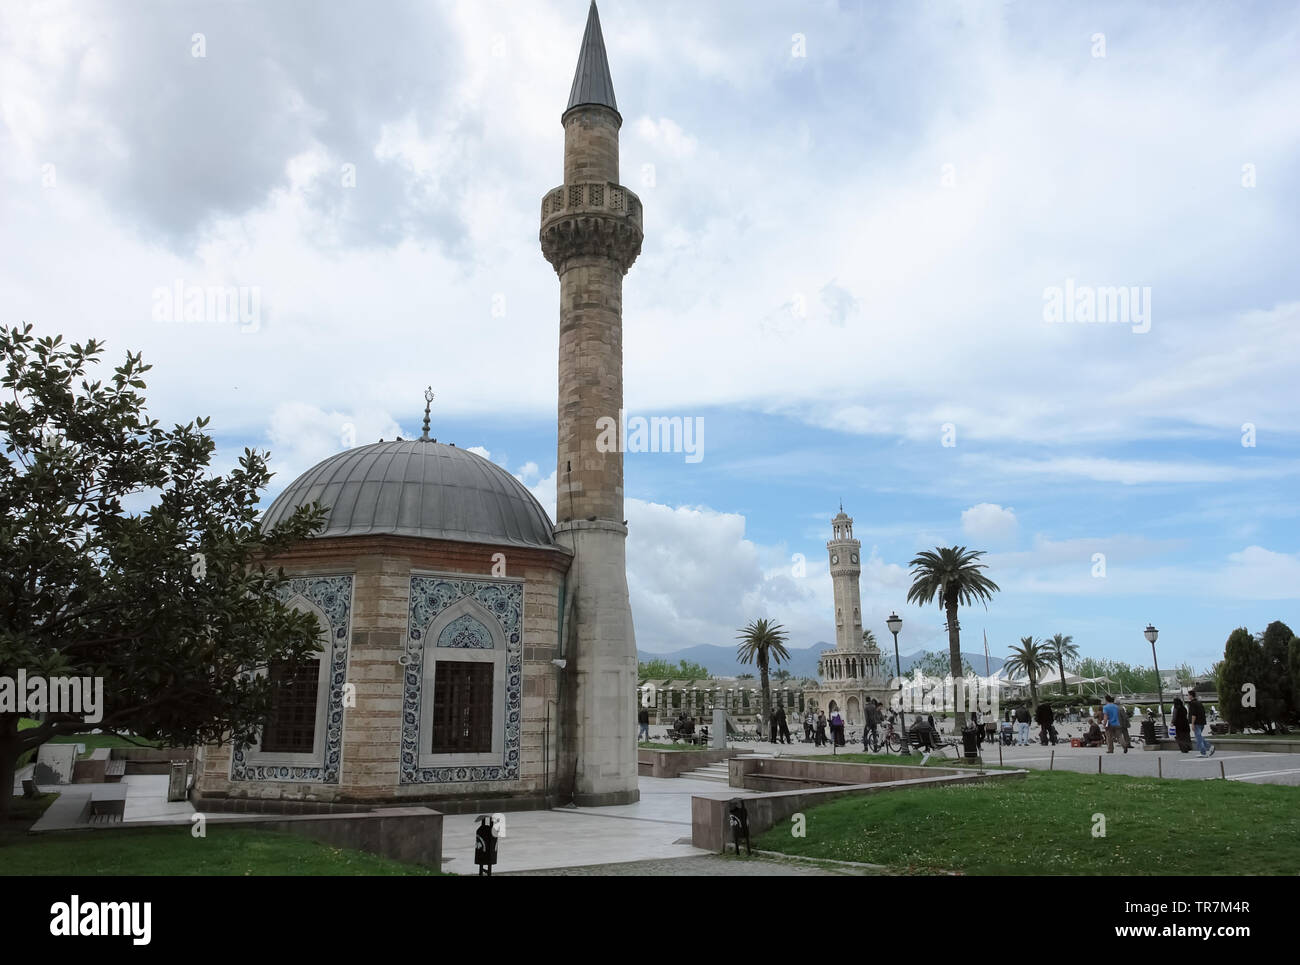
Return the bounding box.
[637,643,1005,680]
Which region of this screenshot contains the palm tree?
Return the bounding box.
[735,618,791,729]
[906,546,1000,728]
[1042,633,1079,695]
[862,628,878,648]
[772,668,792,684]
[1005,636,1051,709]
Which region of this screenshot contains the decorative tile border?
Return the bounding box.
[231,575,353,784]
[400,577,523,784]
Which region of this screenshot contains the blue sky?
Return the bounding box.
[2,0,1297,673]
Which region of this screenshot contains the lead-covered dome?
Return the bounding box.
[262,440,556,549]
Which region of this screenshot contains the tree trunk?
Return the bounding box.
[1059,657,1068,695]
[946,600,966,730]
[759,656,771,739]
[0,739,17,821]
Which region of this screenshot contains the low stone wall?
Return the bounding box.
[693,758,1025,851]
[109,747,195,775]
[730,756,943,789]
[637,746,750,779]
[88,807,444,869]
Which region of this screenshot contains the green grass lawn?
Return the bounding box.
[17,718,165,766]
[0,826,438,875]
[755,770,1300,875]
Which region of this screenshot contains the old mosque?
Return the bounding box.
[194,2,878,814]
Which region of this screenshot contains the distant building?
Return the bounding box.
[805,508,892,724]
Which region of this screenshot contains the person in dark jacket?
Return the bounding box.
[1035,702,1055,745]
[1082,718,1103,747]
[1188,690,1214,757]
[775,704,791,744]
[638,706,650,742]
[815,710,828,746]
[1171,698,1192,753]
[1015,704,1032,745]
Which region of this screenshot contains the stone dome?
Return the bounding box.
[261,440,556,549]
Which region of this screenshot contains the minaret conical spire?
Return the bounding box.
[567,1,618,115]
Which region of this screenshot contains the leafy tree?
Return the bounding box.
[862,628,878,648]
[1217,627,1263,732]
[1259,621,1296,727]
[915,650,973,678]
[1042,633,1078,695]
[1289,637,1300,723]
[637,658,711,681]
[906,546,1000,729]
[1005,636,1051,709]
[735,619,790,729]
[0,326,324,818]
[772,668,792,684]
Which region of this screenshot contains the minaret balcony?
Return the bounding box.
[540,181,643,275]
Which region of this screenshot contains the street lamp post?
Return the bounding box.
[1145,624,1166,734]
[887,612,906,754]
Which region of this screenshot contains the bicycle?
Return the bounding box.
[881,719,904,754]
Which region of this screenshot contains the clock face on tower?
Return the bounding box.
[850,552,858,564]
[830,554,839,565]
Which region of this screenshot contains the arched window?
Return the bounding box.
[419,599,507,767]
[252,598,331,763]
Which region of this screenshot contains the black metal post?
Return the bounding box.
[892,628,906,753]
[1151,641,1167,734]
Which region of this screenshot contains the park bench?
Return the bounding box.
[904,725,959,756]
[667,727,707,745]
[105,758,126,782]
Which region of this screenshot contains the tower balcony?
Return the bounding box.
[540,181,643,275]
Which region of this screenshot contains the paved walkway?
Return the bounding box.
[718,731,1300,785]
[506,854,851,876]
[439,775,762,874]
[29,774,194,831]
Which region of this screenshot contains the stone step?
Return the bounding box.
[682,770,729,784]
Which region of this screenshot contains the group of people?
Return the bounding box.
[798,707,843,746]
[1067,691,1216,756]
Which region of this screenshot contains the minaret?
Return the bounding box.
[540,1,643,806]
[827,507,863,652]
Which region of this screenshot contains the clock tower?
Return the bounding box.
[811,505,888,725]
[827,506,863,652]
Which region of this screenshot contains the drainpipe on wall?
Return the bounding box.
[549,571,578,806]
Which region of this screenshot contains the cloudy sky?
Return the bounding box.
[3,0,1297,672]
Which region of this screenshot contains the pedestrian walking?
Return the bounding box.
[1188,690,1214,757]
[815,710,828,747]
[775,703,791,744]
[1035,701,1054,745]
[1101,694,1128,753]
[638,705,650,742]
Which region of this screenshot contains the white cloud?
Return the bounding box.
[1219,546,1300,600]
[264,402,404,491]
[634,117,697,159]
[961,503,1018,544]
